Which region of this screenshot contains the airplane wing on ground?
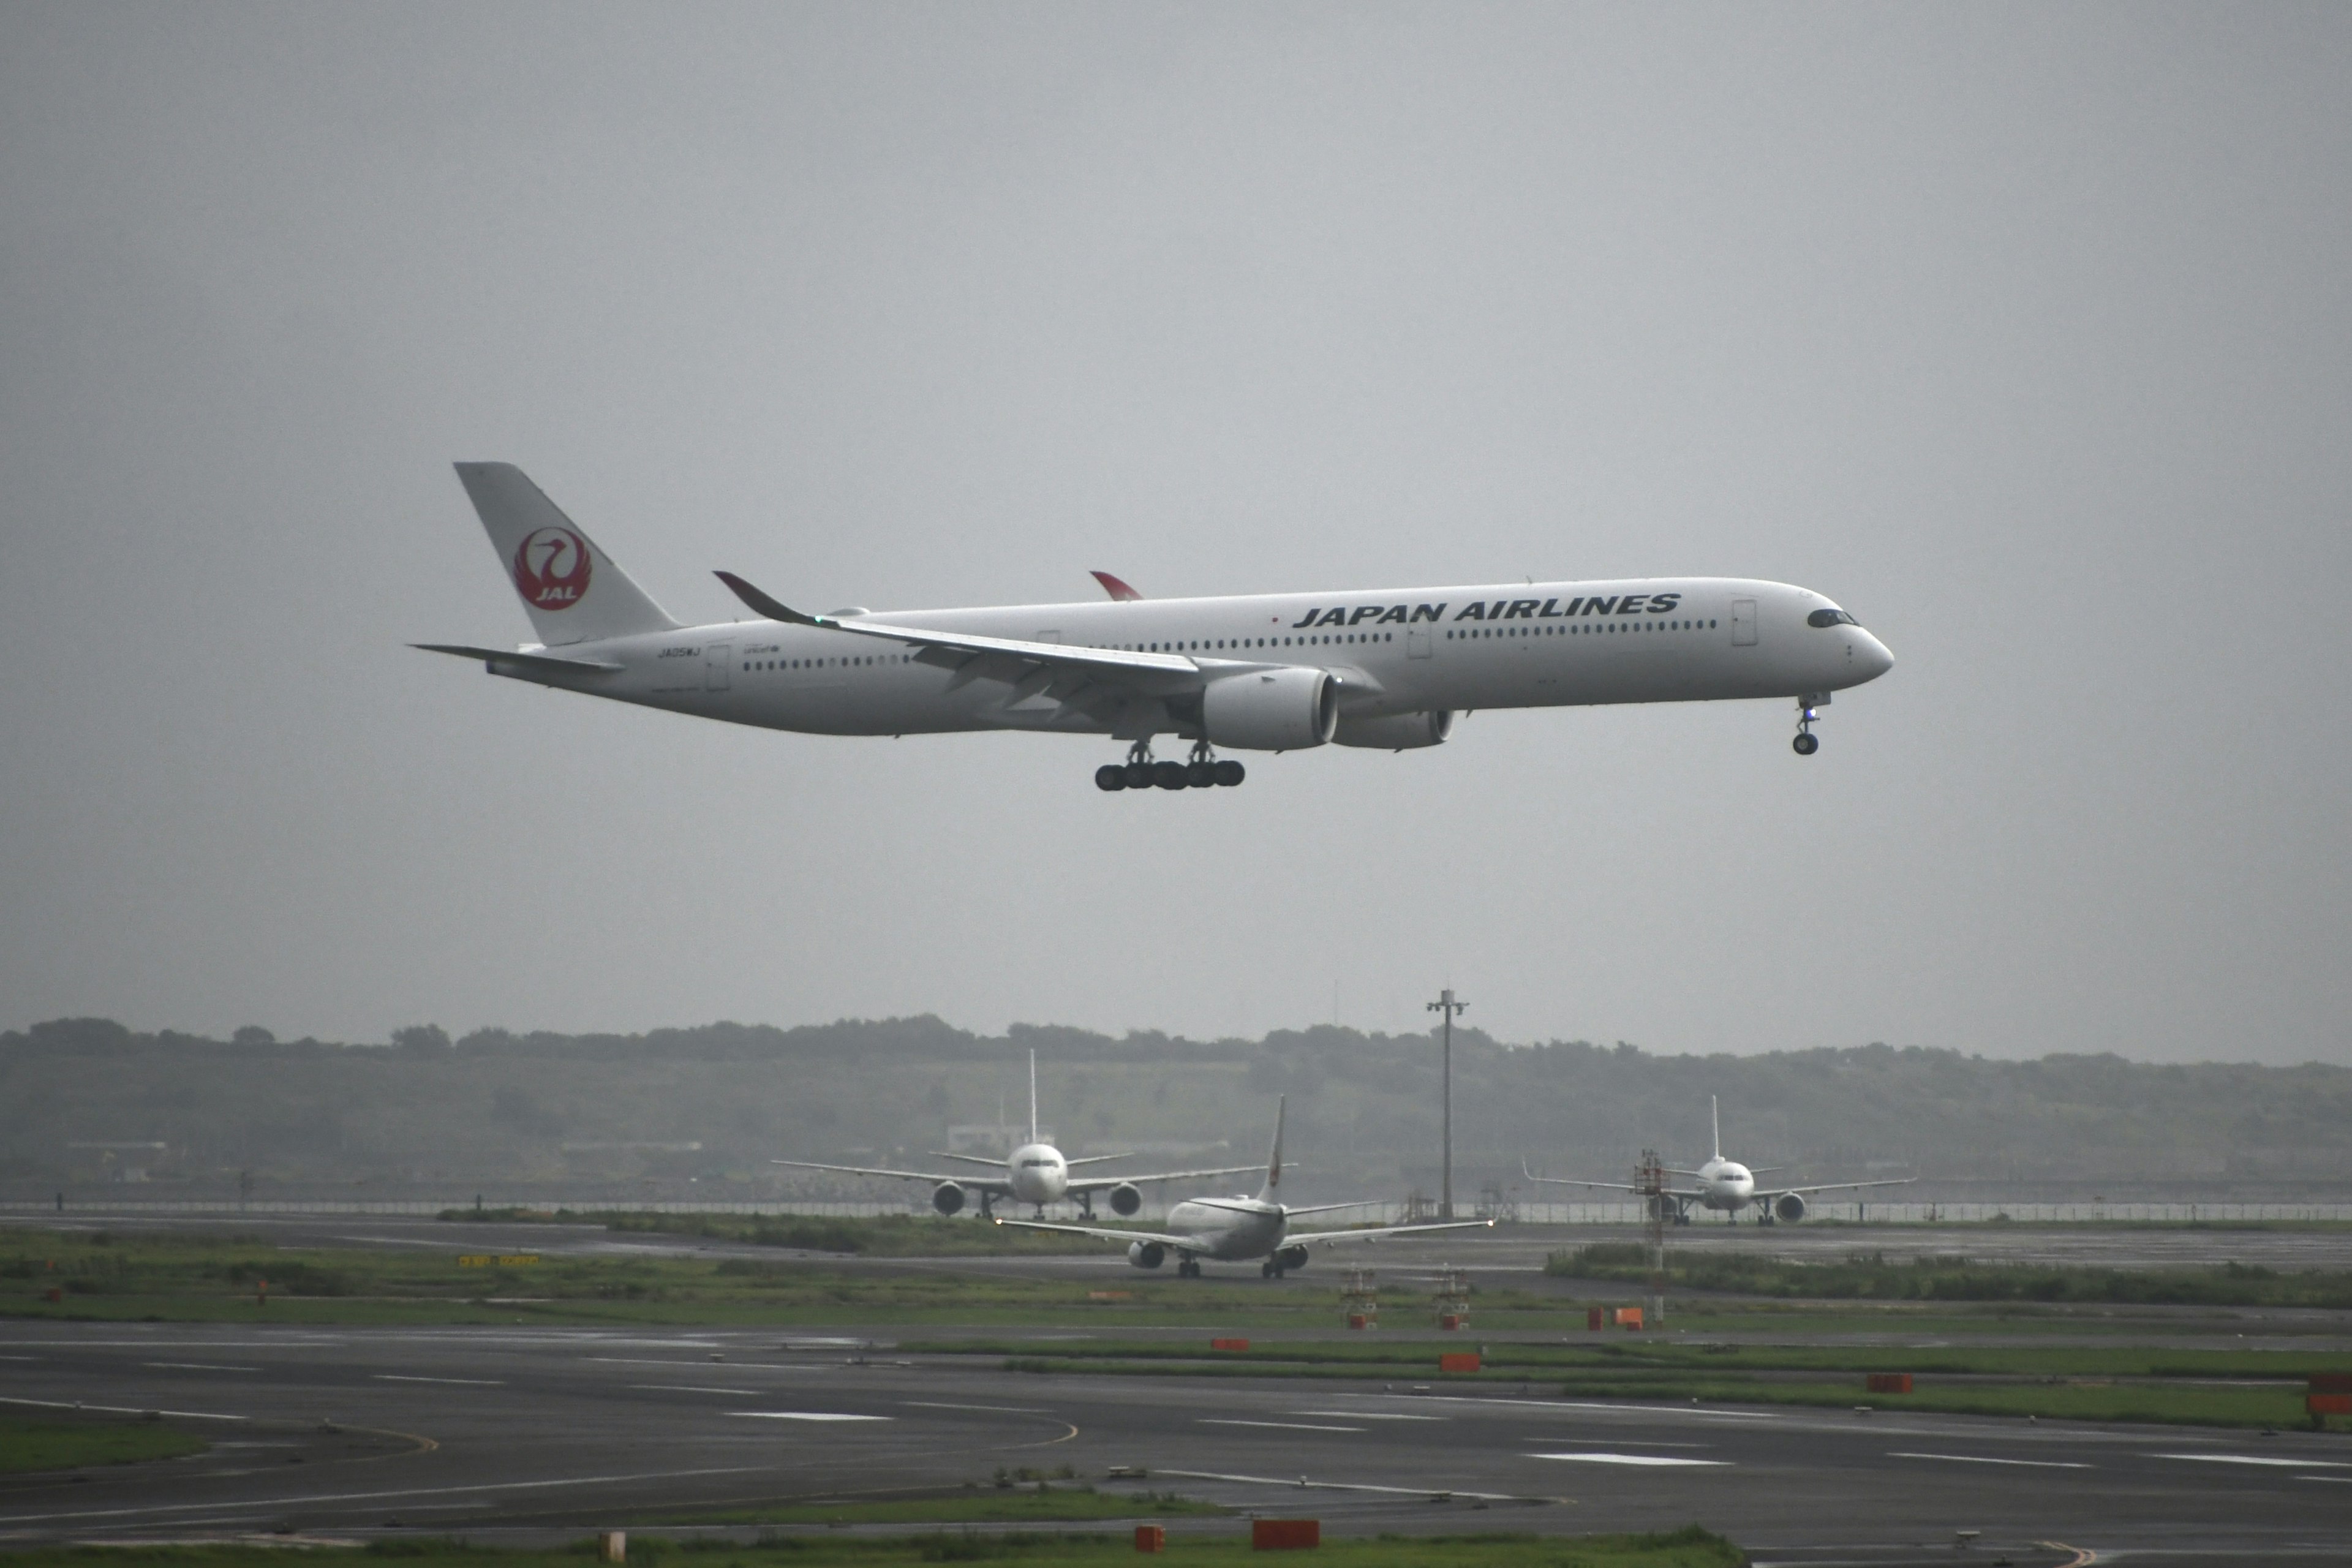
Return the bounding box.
[923,1152,1011,1169]
[772,1158,1006,1197]
[1522,1166,1707,1200]
[1285,1219,1497,1246]
[1762,1177,1918,1200]
[1061,1154,1137,1168]
[994,1219,1193,1249]
[1066,1164,1261,1194]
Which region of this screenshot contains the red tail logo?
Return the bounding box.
[513,526,591,609]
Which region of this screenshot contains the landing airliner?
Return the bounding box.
[772,1052,1253,1219]
[1524,1096,1915,1224]
[1001,1097,1490,1277]
[418,464,1894,787]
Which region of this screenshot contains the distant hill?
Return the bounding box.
[4,1016,2346,1200]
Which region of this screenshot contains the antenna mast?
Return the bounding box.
[1426,989,1469,1220]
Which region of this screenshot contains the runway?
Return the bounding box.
[3,1320,2348,1564]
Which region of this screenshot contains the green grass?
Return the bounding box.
[0,1414,208,1474]
[0,1526,1747,1567]
[650,1486,1225,1526]
[1547,1242,2352,1308]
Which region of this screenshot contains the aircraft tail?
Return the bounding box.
[454,462,678,647]
[1255,1096,1287,1202]
[1710,1095,1721,1163]
[1027,1050,1039,1146]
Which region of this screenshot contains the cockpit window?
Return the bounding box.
[1807,608,1859,628]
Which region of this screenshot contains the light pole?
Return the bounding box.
[1426,989,1468,1219]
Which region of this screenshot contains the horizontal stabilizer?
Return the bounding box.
[412,643,622,676]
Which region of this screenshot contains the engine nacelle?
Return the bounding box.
[1275,1245,1311,1272]
[1331,710,1453,750]
[1107,1183,1143,1217]
[1774,1191,1807,1223]
[932,1182,967,1216]
[1128,1240,1166,1270]
[1201,668,1337,752]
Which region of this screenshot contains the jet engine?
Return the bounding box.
[1200,668,1337,752]
[1128,1240,1166,1270]
[1275,1245,1311,1272]
[932,1182,967,1216]
[1773,1192,1807,1223]
[1331,710,1454,750]
[1107,1183,1143,1217]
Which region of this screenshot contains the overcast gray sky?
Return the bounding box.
[2,3,2345,1064]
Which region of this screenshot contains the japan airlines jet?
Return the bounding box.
[772,1052,1254,1219]
[417,464,1894,788]
[1000,1097,1490,1277]
[1524,1096,1915,1225]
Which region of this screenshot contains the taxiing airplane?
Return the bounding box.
[999,1096,1491,1276]
[1525,1096,1915,1224]
[418,464,1894,788]
[772,1052,1254,1219]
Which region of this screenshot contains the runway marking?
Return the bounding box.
[2156,1453,2352,1469]
[1889,1452,2092,1469]
[728,1411,891,1422]
[0,1463,774,1526]
[372,1374,505,1386]
[631,1384,757,1396]
[0,1395,246,1422]
[1529,1452,1728,1468]
[586,1356,804,1370]
[2299,1475,2352,1483]
[1154,1468,1544,1504]
[1201,1419,1365,1434]
[0,1355,38,1362]
[1292,1410,1445,1421]
[1380,1394,1782,1420]
[145,1362,260,1373]
[901,1401,1049,1414]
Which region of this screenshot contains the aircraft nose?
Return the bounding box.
[1856,631,1894,680]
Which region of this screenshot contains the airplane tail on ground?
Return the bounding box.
[1255,1096,1287,1202]
[1711,1095,1722,1162]
[454,462,678,647]
[1027,1050,1039,1146]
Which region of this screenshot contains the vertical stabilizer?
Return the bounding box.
[1027,1050,1039,1146]
[1256,1096,1287,1202]
[453,462,678,647]
[1711,1095,1722,1163]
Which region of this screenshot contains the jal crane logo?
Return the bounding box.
[512,526,591,610]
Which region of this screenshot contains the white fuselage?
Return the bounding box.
[1164,1196,1292,1262]
[1005,1142,1069,1207]
[1692,1158,1758,1213]
[496,576,1891,741]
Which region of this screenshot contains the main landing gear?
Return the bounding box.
[1792,693,1829,756]
[1177,1258,1202,1278]
[1095,739,1245,792]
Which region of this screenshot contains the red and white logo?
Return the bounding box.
[513,526,591,610]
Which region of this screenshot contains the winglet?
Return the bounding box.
[715,571,831,628]
[1090,570,1143,602]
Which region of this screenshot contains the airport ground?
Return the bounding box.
[2,1211,2348,1564]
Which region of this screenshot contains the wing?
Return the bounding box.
[1285,1219,1497,1246]
[715,573,1210,693]
[993,1218,1192,1249]
[772,1158,1005,1197]
[1061,1153,1136,1169]
[1066,1164,1261,1194]
[1763,1177,1918,1199]
[923,1152,1010,1169]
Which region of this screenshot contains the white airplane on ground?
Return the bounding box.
[772,1052,1254,1219]
[417,464,1895,786]
[1000,1096,1491,1277]
[1524,1096,1916,1225]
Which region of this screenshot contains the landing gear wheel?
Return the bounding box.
[1260,1260,1275,1278]
[1178,1259,1200,1278]
[1186,761,1216,788]
[1095,764,1128,791]
[1792,732,1819,756]
[1153,761,1188,790]
[1123,761,1154,790]
[1213,759,1245,787]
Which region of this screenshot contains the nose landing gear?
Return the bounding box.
[1792,693,1829,756]
[1093,740,1246,791]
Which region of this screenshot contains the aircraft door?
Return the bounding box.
[1406,625,1432,659]
[705,641,732,692]
[1730,600,1757,647]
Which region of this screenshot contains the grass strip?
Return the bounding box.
[649,1487,1224,1526]
[0,1526,1746,1567]
[0,1414,207,1474]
